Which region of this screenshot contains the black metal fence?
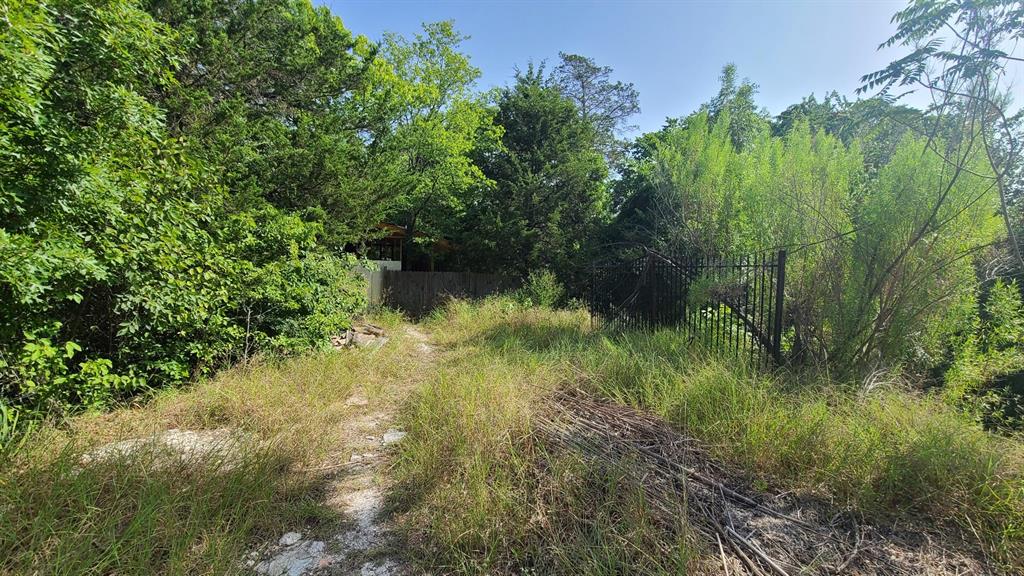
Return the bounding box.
[588,250,787,365]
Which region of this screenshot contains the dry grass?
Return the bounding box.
[0,311,415,576]
[391,300,696,574]
[394,297,1024,573]
[4,298,1023,575]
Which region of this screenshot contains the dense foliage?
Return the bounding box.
[144,0,379,248]
[1,0,1022,435]
[609,104,1001,369]
[458,68,609,283]
[0,0,368,424]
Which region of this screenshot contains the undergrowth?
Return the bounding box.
[393,297,1024,572]
[392,314,695,574]
[0,313,411,575]
[4,298,1023,574]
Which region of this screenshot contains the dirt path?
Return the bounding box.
[249,325,435,576]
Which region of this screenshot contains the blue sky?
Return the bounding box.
[324,0,925,134]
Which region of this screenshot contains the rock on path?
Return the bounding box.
[251,537,327,576]
[251,427,404,576]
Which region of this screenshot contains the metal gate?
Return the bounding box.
[588,250,787,365]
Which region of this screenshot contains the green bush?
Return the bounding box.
[945,281,1024,432]
[215,204,366,357]
[513,269,565,308]
[0,0,365,431]
[608,100,1002,374]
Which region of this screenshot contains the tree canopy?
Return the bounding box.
[460,67,609,281]
[551,52,640,162]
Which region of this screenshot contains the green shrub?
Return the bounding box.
[215,204,366,357]
[0,0,365,432]
[513,269,565,308]
[945,281,1024,432]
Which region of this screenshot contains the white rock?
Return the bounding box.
[345,395,369,407]
[253,539,325,576]
[352,333,383,348]
[382,430,406,445]
[278,532,302,546]
[81,428,244,470]
[355,323,385,336]
[360,559,399,576]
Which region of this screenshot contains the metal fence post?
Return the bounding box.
[648,254,656,327]
[589,265,595,331]
[771,249,787,364]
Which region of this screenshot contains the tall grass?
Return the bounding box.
[0,311,417,575]
[584,334,1024,561]
[407,297,1024,568]
[391,300,695,574]
[6,299,1022,573]
[0,440,305,575]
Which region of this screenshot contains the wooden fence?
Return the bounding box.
[367,270,520,316]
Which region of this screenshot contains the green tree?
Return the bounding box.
[837,134,1002,369]
[641,111,740,256]
[607,66,1003,371]
[703,64,769,151]
[551,52,640,163]
[143,0,379,248]
[460,67,609,285]
[1,0,366,422]
[365,21,499,267]
[1,0,225,411]
[861,0,1024,267]
[140,0,370,357]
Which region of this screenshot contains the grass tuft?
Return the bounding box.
[0,440,306,574]
[393,298,695,574]
[4,300,1022,573]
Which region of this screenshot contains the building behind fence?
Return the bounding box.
[589,250,787,365]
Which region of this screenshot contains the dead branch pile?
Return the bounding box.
[534,390,991,575]
[331,322,388,350]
